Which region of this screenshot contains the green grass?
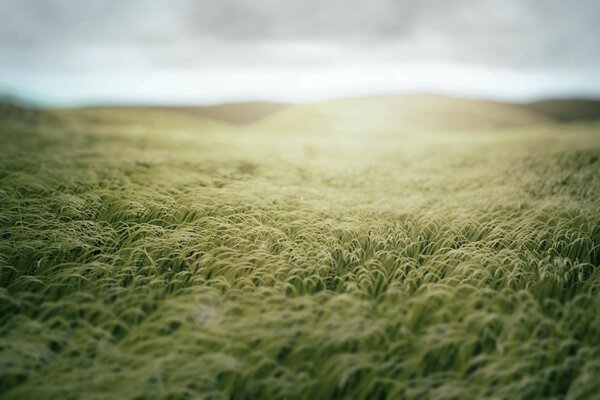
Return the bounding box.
[1,97,599,399]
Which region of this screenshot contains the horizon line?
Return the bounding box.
[4,89,600,110]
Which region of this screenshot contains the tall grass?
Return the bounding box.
[0,106,599,399]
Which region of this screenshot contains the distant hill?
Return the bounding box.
[0,100,57,126]
[163,102,289,125]
[246,94,553,134]
[158,95,554,131]
[4,95,600,133]
[523,99,600,122]
[49,102,289,129]
[159,95,600,133]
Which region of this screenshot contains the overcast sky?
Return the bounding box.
[1,0,600,105]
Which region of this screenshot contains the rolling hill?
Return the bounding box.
[3,95,600,133]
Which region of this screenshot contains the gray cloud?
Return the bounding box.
[1,0,599,102]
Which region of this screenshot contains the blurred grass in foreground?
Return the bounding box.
[1,96,599,399]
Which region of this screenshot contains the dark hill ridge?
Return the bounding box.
[0,100,58,126]
[523,99,600,122]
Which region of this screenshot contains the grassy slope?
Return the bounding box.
[1,96,600,399]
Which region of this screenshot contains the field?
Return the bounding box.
[1,95,600,399]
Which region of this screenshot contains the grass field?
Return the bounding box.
[1,95,600,399]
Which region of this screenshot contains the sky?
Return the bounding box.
[1,0,600,105]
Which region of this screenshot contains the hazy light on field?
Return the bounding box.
[1,0,600,105]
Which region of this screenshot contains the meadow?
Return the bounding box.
[0,95,599,399]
